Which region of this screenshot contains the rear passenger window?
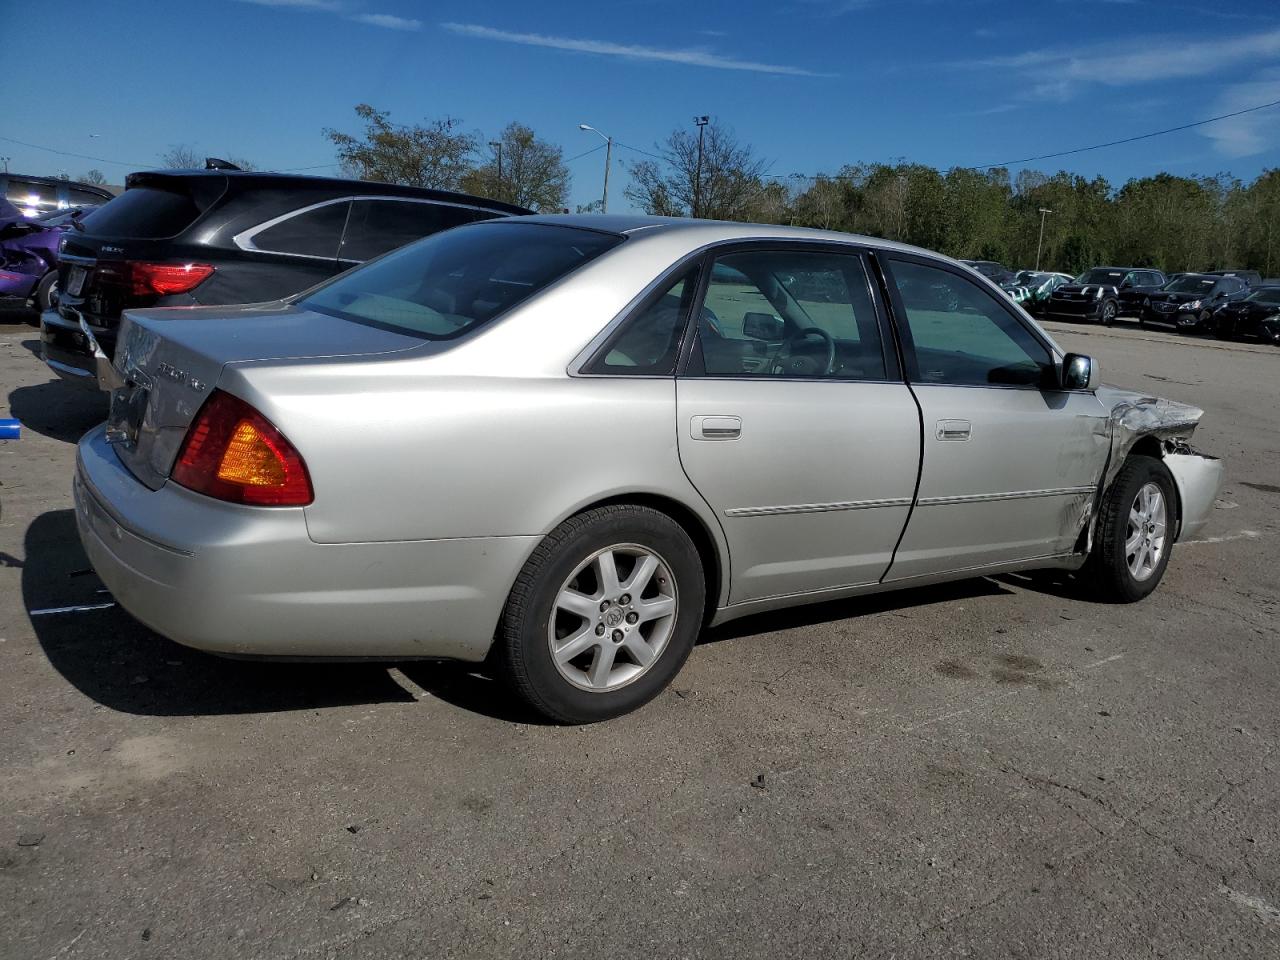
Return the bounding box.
[585,269,699,376]
[339,199,478,262]
[251,200,349,259]
[887,259,1052,387]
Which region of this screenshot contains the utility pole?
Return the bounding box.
[693,116,709,219]
[578,124,612,213]
[0,156,8,173]
[1036,208,1053,271]
[488,141,503,202]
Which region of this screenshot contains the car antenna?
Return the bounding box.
[205,157,241,171]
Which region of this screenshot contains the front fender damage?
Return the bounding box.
[1091,386,1223,544]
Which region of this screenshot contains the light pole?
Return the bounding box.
[488,140,503,201]
[693,115,709,218]
[0,156,8,173]
[578,124,612,213]
[1035,207,1053,271]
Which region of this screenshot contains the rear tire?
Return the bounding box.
[1085,455,1176,603]
[31,271,57,326]
[495,505,705,723]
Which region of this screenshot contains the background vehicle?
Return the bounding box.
[41,169,530,387]
[1045,267,1166,325]
[960,259,1015,284]
[0,201,84,319]
[1211,285,1280,343]
[75,216,1222,723]
[1143,273,1250,333]
[1205,269,1262,287]
[0,172,114,218]
[1000,271,1074,316]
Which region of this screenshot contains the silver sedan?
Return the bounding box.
[74,216,1223,722]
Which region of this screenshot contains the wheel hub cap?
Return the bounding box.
[548,543,678,693]
[1125,482,1168,583]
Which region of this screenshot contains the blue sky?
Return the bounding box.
[4,0,1279,211]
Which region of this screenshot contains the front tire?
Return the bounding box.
[1086,456,1176,603]
[495,505,705,723]
[1099,299,1118,326]
[31,271,58,326]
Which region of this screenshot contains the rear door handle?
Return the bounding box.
[691,415,742,441]
[936,419,971,441]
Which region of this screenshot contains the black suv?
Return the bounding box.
[1045,267,1166,325]
[1142,273,1251,333]
[41,170,529,387]
[959,259,1015,284]
[1,172,114,218]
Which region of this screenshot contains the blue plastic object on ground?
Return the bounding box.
[0,418,21,440]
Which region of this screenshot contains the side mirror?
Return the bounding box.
[742,312,785,341]
[1061,353,1099,390]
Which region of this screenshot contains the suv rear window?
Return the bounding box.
[302,222,622,340]
[80,186,205,239]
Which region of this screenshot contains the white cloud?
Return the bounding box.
[962,28,1280,99]
[440,23,830,76]
[353,13,421,31]
[1201,68,1280,157]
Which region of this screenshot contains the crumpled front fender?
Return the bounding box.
[1164,451,1224,541]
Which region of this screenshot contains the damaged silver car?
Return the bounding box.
[73,216,1224,722]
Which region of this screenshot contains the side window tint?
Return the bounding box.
[694,250,886,380]
[888,259,1052,387]
[585,269,698,376]
[340,199,475,262]
[252,200,349,259]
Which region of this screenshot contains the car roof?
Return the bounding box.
[512,213,951,259]
[124,169,532,216]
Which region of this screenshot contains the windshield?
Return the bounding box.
[1162,276,1216,293]
[1075,269,1126,285]
[1013,270,1042,284]
[1245,287,1280,304]
[301,222,623,340]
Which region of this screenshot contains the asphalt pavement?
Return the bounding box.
[1,312,1278,959]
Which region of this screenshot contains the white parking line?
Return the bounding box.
[1181,530,1262,546]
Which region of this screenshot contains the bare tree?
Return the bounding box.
[325,104,477,190]
[78,169,108,185]
[625,120,767,221]
[159,144,202,169]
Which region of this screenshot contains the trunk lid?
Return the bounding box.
[106,302,427,490]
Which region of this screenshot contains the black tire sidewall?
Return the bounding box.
[503,507,705,723]
[35,271,57,312]
[1094,457,1177,602]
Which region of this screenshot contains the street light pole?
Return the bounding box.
[693,115,709,219]
[488,141,503,201]
[1036,207,1053,271]
[578,124,612,213]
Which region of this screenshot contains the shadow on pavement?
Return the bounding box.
[8,377,107,443]
[700,577,1015,644]
[25,510,416,717]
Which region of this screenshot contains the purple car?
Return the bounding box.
[0,198,80,319]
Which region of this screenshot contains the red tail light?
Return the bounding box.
[172,390,313,506]
[129,262,215,296]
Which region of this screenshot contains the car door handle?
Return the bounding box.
[936,419,971,441]
[691,415,742,441]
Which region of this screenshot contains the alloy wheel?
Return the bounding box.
[1125,482,1167,582]
[547,543,678,692]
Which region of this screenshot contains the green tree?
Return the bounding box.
[325,104,477,190]
[626,120,767,220]
[461,123,569,212]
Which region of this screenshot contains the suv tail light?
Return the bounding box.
[128,262,215,296]
[93,261,215,297]
[172,390,313,506]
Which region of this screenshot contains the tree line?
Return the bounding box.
[627,121,1280,278]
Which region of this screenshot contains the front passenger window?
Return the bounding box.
[887,259,1052,387]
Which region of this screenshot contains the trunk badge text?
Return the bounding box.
[156,362,206,392]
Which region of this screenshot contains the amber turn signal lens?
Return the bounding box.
[217,422,289,487]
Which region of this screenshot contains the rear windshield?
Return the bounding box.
[1163,276,1216,293]
[80,186,204,238]
[301,222,623,340]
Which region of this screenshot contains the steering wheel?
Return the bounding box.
[772,326,836,377]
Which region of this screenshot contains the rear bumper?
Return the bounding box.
[1166,451,1224,542]
[75,425,536,661]
[40,307,117,389]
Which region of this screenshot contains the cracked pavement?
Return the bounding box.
[2,314,1278,958]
